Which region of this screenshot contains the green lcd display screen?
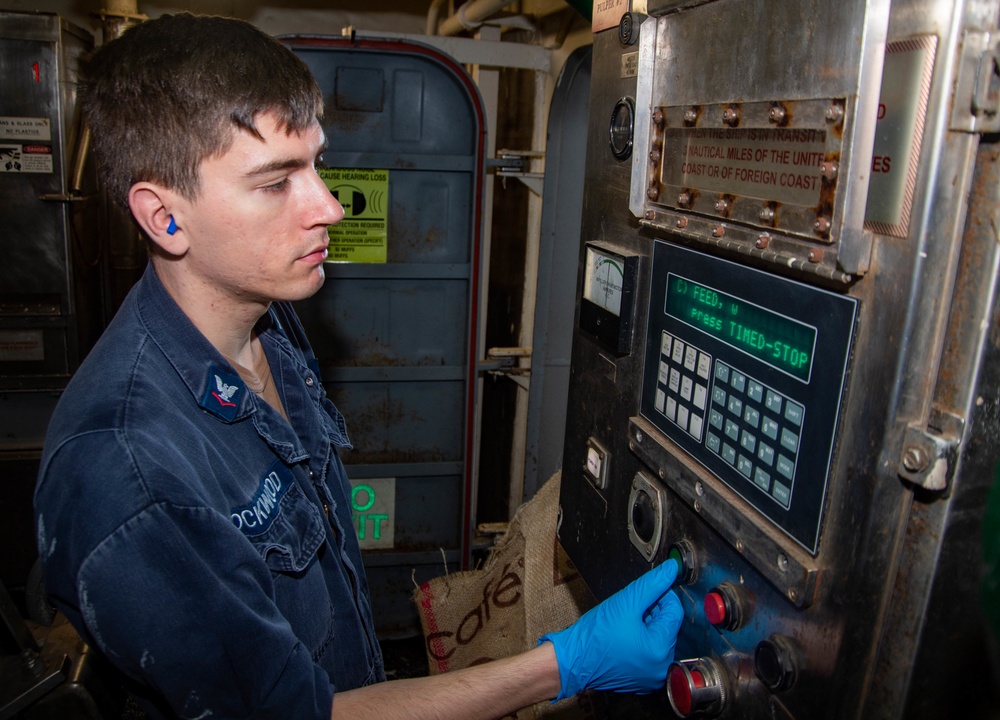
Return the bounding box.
[665,273,817,382]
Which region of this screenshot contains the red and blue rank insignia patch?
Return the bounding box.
[200,365,243,421]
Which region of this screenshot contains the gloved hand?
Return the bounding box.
[539,560,683,701]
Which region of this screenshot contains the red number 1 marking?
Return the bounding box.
[32,62,40,83]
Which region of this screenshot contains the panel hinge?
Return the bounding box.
[951,30,1000,133]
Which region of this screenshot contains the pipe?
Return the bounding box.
[437,0,519,36]
[426,0,448,35]
[96,0,145,43]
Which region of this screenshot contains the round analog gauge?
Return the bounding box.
[584,247,625,317]
[609,97,635,160]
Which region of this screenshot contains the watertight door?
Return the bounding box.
[285,36,485,636]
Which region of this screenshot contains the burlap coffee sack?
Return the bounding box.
[413,473,601,719]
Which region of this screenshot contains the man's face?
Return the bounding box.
[174,112,342,308]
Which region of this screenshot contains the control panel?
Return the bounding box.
[639,242,856,553]
[558,0,1000,717]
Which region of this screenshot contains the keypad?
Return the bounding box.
[654,332,711,442]
[703,360,804,509]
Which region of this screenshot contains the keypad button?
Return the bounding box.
[722,443,737,465]
[772,481,791,505]
[762,416,779,441]
[672,340,685,364]
[747,380,764,403]
[661,332,673,356]
[780,428,799,454]
[658,361,669,385]
[677,406,690,431]
[743,406,760,428]
[757,442,775,466]
[666,397,677,422]
[765,389,783,414]
[727,396,743,418]
[785,400,804,426]
[680,376,693,402]
[724,419,740,442]
[684,346,698,372]
[731,370,747,393]
[693,384,708,410]
[709,409,724,430]
[753,467,771,492]
[655,388,666,413]
[669,368,681,393]
[697,353,712,379]
[706,432,721,453]
[737,455,753,478]
[715,362,730,383]
[776,454,794,480]
[689,413,703,440]
[740,430,757,454]
[713,386,727,406]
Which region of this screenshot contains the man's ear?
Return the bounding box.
[128,183,188,256]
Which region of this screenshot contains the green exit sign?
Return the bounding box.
[350,477,395,549]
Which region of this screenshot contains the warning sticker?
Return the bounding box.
[0,329,44,361]
[320,168,389,264]
[0,144,54,174]
[0,116,51,141]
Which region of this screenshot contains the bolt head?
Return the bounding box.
[769,106,786,123]
[903,446,929,472]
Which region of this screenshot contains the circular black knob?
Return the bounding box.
[755,635,797,692]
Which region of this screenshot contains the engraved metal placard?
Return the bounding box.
[660,127,828,208]
[645,98,844,243]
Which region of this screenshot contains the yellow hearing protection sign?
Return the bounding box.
[320,168,389,263]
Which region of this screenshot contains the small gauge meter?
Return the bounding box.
[580,244,639,356]
[584,249,626,316]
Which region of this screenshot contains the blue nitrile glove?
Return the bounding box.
[539,560,683,701]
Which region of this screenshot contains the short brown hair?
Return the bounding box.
[79,13,323,208]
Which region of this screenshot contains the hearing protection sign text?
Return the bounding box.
[320,168,389,263]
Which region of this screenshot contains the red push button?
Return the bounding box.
[703,582,745,631]
[666,658,727,718]
[668,665,705,716]
[704,591,727,626]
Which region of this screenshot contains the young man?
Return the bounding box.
[34,13,683,719]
